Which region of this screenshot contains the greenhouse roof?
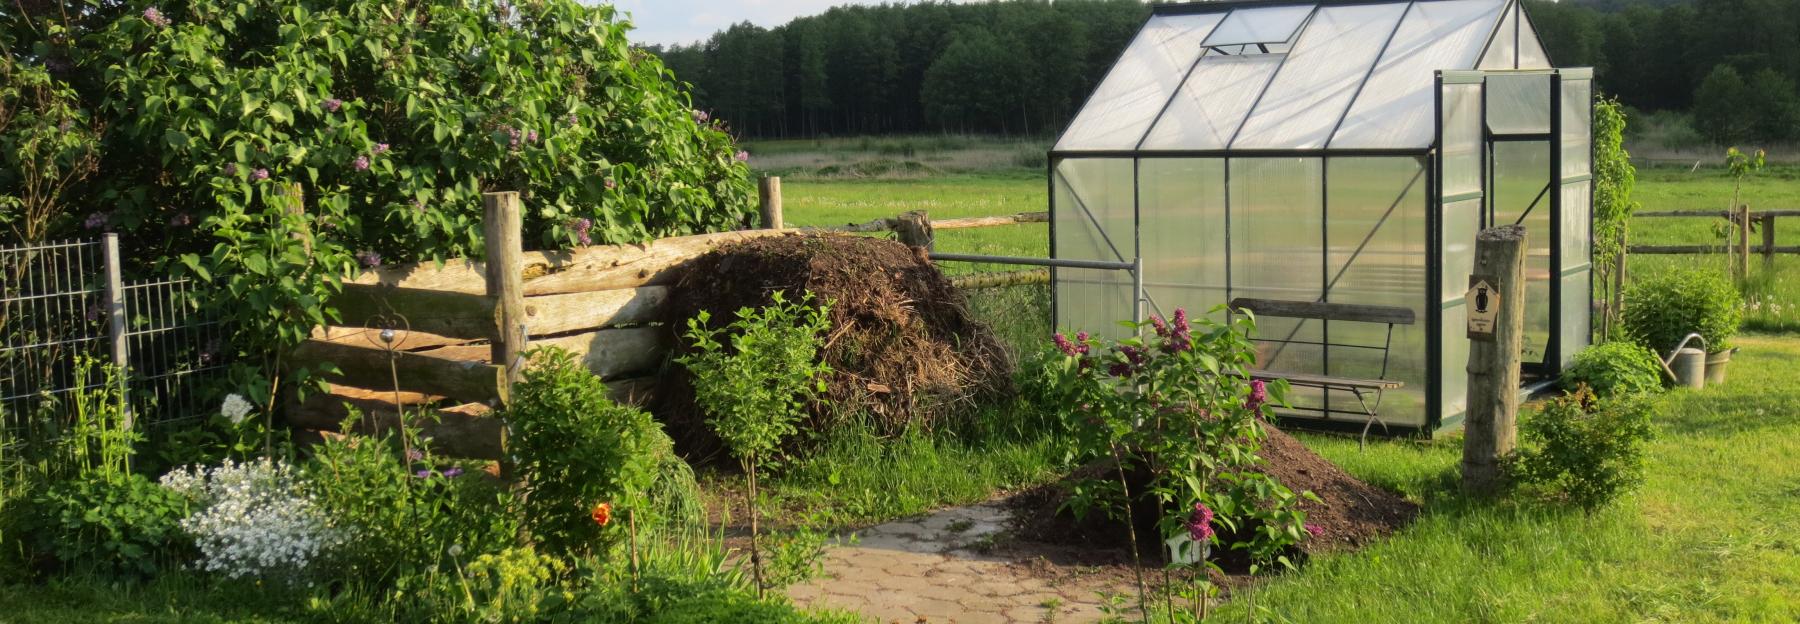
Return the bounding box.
[1055,0,1552,153]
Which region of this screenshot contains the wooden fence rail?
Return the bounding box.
[1628,208,1796,281]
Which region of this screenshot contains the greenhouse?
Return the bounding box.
[1049,0,1593,435]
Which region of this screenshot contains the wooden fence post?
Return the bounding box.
[893,210,934,250]
[1462,225,1526,496]
[101,233,132,436]
[1737,203,1751,282]
[759,176,783,229]
[483,192,525,390]
[1763,213,1776,273]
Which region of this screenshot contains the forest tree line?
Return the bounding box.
[649,0,1800,144]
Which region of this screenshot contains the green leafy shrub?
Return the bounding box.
[506,347,667,558]
[8,0,757,429]
[1622,267,1742,353]
[1047,308,1313,615]
[1506,388,1656,512]
[304,419,516,584]
[677,290,832,595]
[1562,342,1665,398]
[26,473,189,578]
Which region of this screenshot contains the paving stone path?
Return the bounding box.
[787,502,1134,623]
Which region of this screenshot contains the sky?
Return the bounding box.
[611,0,961,48]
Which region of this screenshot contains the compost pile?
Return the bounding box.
[655,233,1012,457]
[1009,422,1416,568]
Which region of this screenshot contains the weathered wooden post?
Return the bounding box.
[1462,224,1526,495]
[484,192,526,388]
[101,233,132,436]
[759,176,783,229]
[893,210,934,251]
[1737,203,1751,282]
[1762,213,1776,273]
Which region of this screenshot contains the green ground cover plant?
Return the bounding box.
[1561,342,1666,398]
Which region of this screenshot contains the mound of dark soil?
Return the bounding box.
[1007,423,1417,570]
[655,233,1012,459]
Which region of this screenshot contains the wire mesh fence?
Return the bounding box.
[1,235,228,441]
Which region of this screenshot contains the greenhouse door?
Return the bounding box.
[1482,72,1557,372]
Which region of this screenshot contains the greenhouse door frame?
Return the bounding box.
[1433,67,1595,431]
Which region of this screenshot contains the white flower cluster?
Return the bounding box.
[220,393,253,425]
[160,458,347,581]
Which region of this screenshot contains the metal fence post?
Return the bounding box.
[1131,256,1144,327]
[102,233,132,434]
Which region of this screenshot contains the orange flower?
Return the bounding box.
[591,502,612,526]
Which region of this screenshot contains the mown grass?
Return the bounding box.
[1201,333,1800,622]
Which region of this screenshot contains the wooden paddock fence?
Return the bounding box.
[1629,207,1798,281]
[287,178,1049,459]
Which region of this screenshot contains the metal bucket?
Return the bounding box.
[1671,347,1707,389]
[1705,347,1736,386]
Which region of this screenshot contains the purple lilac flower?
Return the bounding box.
[525,130,539,144]
[1150,314,1169,337]
[224,163,238,176]
[692,110,710,123]
[569,217,593,246]
[355,250,382,269]
[406,448,423,462]
[84,212,108,230]
[372,142,390,155]
[1108,362,1132,378]
[1245,379,1268,412]
[1172,308,1189,335]
[443,467,464,478]
[252,168,270,181]
[143,6,171,27]
[1305,523,1323,538]
[734,150,750,162]
[414,469,432,478]
[1188,502,1215,542]
[503,126,522,150]
[352,155,370,171]
[1053,333,1079,358]
[322,98,343,113]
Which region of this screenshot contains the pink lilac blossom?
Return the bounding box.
[322,98,342,113]
[252,168,270,181]
[355,250,381,269]
[223,163,238,176]
[1305,523,1323,538]
[1188,502,1215,542]
[372,143,390,155]
[569,217,593,246]
[734,150,750,162]
[1245,379,1268,412]
[143,6,171,27]
[352,155,369,171]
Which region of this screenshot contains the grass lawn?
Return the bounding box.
[1204,333,1800,622]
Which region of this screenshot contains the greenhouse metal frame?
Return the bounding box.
[1048,0,1593,435]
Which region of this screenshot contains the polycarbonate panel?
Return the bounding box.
[1141,54,1283,150]
[1486,73,1551,135]
[1443,199,1481,299]
[1231,3,1409,150]
[1324,157,1428,427]
[1516,12,1551,68]
[1561,78,1592,177]
[1054,14,1225,151]
[1477,4,1515,70]
[1559,271,1591,367]
[1330,0,1508,149]
[1560,181,1591,270]
[1140,158,1228,316]
[1442,302,1470,419]
[1053,159,1137,338]
[1231,158,1326,412]
[1491,141,1551,365]
[1442,83,1483,196]
[1205,4,1315,46]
